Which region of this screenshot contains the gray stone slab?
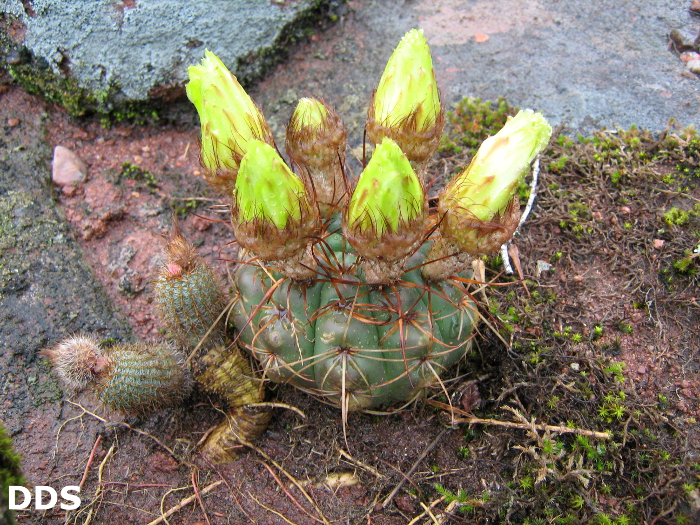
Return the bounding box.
[1,0,332,103]
[0,93,132,436]
[252,0,700,139]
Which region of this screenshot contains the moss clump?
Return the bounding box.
[439,97,519,157]
[9,62,95,117]
[9,60,160,124]
[1,422,25,525]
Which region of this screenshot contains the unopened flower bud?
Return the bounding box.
[232,140,317,279]
[438,109,551,256]
[344,137,427,283]
[286,98,348,218]
[366,29,444,174]
[187,50,274,194]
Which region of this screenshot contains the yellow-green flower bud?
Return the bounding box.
[286,98,348,218]
[234,140,307,230]
[186,50,274,194]
[344,137,427,283]
[439,109,552,255]
[367,29,444,172]
[291,97,327,131]
[374,29,439,131]
[232,140,318,279]
[347,138,423,237]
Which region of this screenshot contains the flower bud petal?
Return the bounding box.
[346,138,423,237]
[439,109,552,254]
[186,50,274,192]
[374,29,440,132]
[234,140,307,230]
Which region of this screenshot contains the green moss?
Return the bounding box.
[439,96,519,158]
[1,421,25,525]
[9,63,95,117]
[663,205,700,226]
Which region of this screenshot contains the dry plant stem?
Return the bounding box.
[191,470,212,525]
[81,443,115,525]
[427,399,611,439]
[405,496,446,525]
[145,480,224,525]
[501,157,540,274]
[78,435,102,490]
[66,401,181,460]
[338,448,384,479]
[380,428,450,509]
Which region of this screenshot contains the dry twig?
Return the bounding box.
[145,480,223,525]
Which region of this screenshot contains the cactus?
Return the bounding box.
[185,37,551,413]
[45,28,552,458]
[44,335,192,416]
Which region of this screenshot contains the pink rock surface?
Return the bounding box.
[52,145,87,187]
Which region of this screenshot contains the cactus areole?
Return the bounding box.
[188,36,551,412]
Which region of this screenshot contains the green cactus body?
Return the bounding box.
[95,342,192,415]
[155,262,226,350]
[231,217,479,411]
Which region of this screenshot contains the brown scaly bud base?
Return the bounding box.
[286,102,348,219]
[344,209,428,284]
[366,90,445,181]
[265,243,317,281]
[422,238,474,282]
[232,200,318,281]
[438,196,521,258]
[298,164,348,220]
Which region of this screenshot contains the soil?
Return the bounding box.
[1,3,700,525]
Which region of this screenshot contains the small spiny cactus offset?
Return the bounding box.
[152,223,271,459]
[44,335,192,416]
[154,219,227,350]
[185,32,552,415]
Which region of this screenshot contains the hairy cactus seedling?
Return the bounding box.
[424,109,552,281]
[44,335,192,416]
[286,97,348,219]
[344,137,428,283]
[187,49,275,194]
[367,28,444,175]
